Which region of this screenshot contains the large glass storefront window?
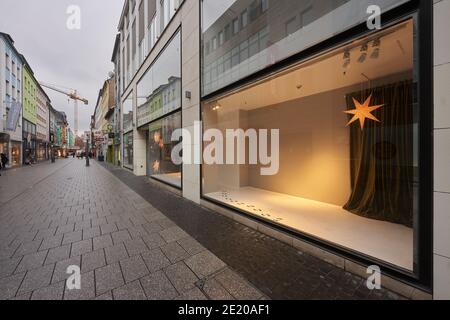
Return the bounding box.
[123,92,134,134]
[123,132,134,170]
[201,0,410,96]
[137,31,181,128]
[202,19,417,271]
[146,112,182,188]
[137,30,182,188]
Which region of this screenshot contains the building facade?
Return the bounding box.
[36,85,50,161]
[0,32,23,167]
[22,60,38,164]
[113,0,449,299]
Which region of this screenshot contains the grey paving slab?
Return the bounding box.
[52,256,81,284]
[174,287,208,300]
[123,238,149,257]
[71,239,93,257]
[64,271,95,300]
[140,271,178,300]
[214,268,263,300]
[31,281,65,300]
[185,250,227,279]
[95,263,125,296]
[81,249,106,274]
[113,281,147,300]
[119,255,149,283]
[0,272,25,300]
[18,264,54,296]
[159,226,189,243]
[111,230,131,245]
[45,245,71,265]
[105,243,129,265]
[161,242,190,264]
[202,278,235,300]
[16,250,48,272]
[164,262,199,294]
[93,234,113,251]
[141,248,171,273]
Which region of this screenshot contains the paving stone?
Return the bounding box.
[13,240,42,257]
[81,250,106,273]
[177,237,206,256]
[142,222,163,234]
[161,242,190,263]
[0,272,26,299]
[39,234,64,251]
[203,278,235,300]
[75,220,92,231]
[16,250,48,272]
[185,250,226,278]
[113,281,147,300]
[111,230,131,245]
[215,268,263,300]
[100,223,118,235]
[52,256,81,284]
[62,231,83,245]
[82,226,101,240]
[120,255,149,283]
[155,218,176,229]
[95,291,113,300]
[105,243,129,264]
[31,281,65,300]
[45,245,71,265]
[95,263,125,295]
[159,226,189,243]
[9,292,32,300]
[71,239,93,257]
[93,234,113,251]
[164,262,199,294]
[140,271,178,300]
[0,256,22,278]
[124,238,149,256]
[91,217,107,228]
[141,248,171,273]
[173,287,208,300]
[64,270,95,300]
[18,264,54,296]
[55,223,75,235]
[142,232,166,249]
[35,228,57,240]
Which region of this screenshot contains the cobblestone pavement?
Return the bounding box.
[101,163,408,301]
[0,159,266,300]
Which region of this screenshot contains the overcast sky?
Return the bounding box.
[0,0,124,134]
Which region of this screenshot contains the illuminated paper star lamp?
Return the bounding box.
[344,94,384,130]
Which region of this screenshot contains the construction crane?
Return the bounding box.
[39,82,89,136]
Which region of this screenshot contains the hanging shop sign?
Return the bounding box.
[6,101,22,131]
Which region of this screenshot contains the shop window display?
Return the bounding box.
[147,112,182,188]
[202,20,417,270]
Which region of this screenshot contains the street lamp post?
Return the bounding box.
[85,138,90,167]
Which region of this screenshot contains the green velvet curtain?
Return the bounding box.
[343,80,414,227]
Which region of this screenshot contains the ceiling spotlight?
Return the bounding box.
[358,43,368,63]
[342,50,351,69]
[212,103,221,111]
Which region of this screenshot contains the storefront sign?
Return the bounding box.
[6,101,22,131]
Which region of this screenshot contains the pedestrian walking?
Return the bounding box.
[0,153,8,175]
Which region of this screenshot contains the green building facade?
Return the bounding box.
[22,64,37,124]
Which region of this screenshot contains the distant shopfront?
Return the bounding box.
[22,119,37,164]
